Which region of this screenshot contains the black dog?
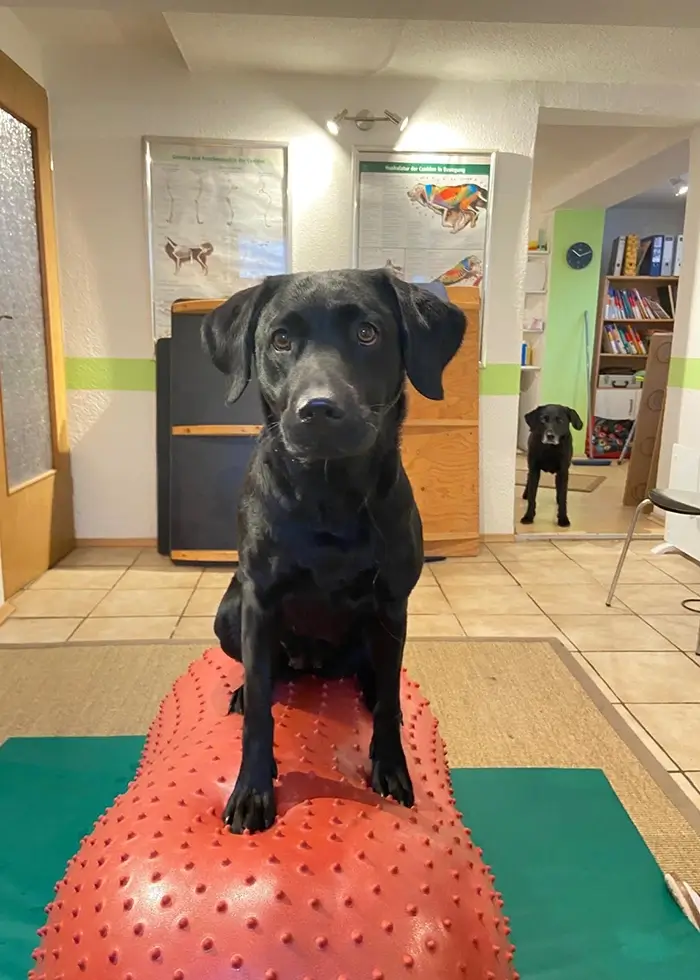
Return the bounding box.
[201,269,466,833]
[521,404,584,528]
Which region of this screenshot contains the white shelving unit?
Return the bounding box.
[519,247,550,450]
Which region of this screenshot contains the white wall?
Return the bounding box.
[600,203,686,273]
[45,48,538,539]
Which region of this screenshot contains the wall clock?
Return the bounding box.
[566,242,593,270]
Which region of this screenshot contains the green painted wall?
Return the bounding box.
[541,208,605,454]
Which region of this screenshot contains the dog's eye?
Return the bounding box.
[271,329,292,352]
[357,323,378,346]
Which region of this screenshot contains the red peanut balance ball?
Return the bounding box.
[32,647,517,980]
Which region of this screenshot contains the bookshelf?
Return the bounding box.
[589,274,677,458]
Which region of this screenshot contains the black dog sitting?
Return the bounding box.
[201,269,466,833]
[521,404,584,528]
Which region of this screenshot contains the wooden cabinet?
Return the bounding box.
[162,285,479,561]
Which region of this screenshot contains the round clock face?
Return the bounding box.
[566,241,593,270]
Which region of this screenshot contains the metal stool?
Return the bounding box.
[606,488,700,606]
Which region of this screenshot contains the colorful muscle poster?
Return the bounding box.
[354,152,493,293]
[145,138,289,339]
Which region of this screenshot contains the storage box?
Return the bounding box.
[598,373,642,389]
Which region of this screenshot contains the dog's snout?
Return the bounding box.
[297,396,345,424]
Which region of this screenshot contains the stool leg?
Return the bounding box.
[606,498,651,607]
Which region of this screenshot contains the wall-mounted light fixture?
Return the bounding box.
[670,177,689,197]
[325,108,409,136]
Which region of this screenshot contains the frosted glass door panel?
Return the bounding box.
[0,107,53,489]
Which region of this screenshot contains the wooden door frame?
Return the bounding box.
[0,52,74,595]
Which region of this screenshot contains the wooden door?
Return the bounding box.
[0,52,74,598]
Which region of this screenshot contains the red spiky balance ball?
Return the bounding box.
[32,647,517,980]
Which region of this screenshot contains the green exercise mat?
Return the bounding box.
[1,738,698,979]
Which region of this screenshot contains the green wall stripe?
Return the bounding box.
[65,357,521,396]
[479,363,521,396]
[65,358,156,392]
[541,208,605,454]
[668,356,700,390]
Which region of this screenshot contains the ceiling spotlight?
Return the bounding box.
[325,110,348,136]
[670,177,689,197]
[384,109,409,132]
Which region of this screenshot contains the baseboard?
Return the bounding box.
[0,601,15,626]
[480,533,516,543]
[76,538,157,548]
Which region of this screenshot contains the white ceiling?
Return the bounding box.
[613,174,689,209]
[12,8,700,83]
[11,0,700,28]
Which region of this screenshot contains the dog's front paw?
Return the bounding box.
[228,684,245,715]
[370,741,414,808]
[520,513,535,525]
[557,515,571,528]
[224,774,276,834]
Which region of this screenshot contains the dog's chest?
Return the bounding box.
[537,445,563,474]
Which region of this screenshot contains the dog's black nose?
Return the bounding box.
[297,397,345,423]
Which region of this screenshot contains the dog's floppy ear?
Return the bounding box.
[381,273,466,400]
[566,407,584,431]
[524,407,542,430]
[201,277,286,403]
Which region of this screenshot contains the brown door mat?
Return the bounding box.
[515,467,606,493]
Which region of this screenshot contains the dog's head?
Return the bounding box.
[525,404,583,446]
[202,269,465,462]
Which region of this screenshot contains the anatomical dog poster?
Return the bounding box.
[145,138,288,339]
[354,151,493,291]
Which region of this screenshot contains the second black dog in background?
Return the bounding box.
[521,404,584,528]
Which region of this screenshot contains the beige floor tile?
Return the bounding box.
[646,555,700,584]
[172,618,219,642]
[29,568,125,590]
[59,547,140,567]
[571,652,619,702]
[581,560,676,586]
[555,615,674,652]
[526,583,629,616]
[487,541,567,562]
[500,561,596,586]
[133,550,181,569]
[115,569,202,590]
[614,583,698,616]
[456,612,563,640]
[407,614,464,637]
[183,589,222,617]
[12,589,107,618]
[431,562,517,585]
[91,589,192,617]
[554,539,629,557]
[687,772,700,791]
[586,651,700,703]
[408,588,452,614]
[415,566,437,587]
[627,538,667,556]
[0,618,82,644]
[670,773,700,810]
[70,617,179,642]
[447,588,542,616]
[643,616,699,652]
[612,704,677,771]
[629,704,700,770]
[443,546,497,563]
[200,570,235,589]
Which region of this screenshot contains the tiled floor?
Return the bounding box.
[3,539,700,813]
[513,457,661,535]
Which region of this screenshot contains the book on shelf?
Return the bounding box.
[604,286,671,320]
[602,323,647,356]
[607,233,683,276]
